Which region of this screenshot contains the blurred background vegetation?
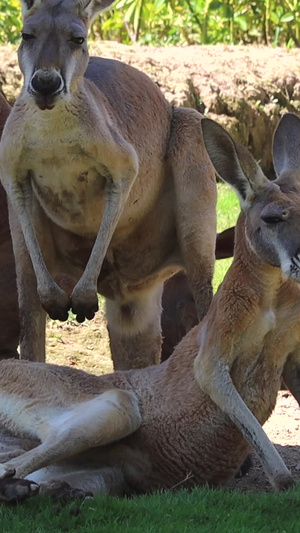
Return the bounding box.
[0,0,299,47]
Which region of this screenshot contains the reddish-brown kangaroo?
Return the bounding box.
[0,92,233,364]
[0,91,233,362]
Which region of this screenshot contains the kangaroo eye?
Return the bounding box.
[70,36,85,45]
[21,32,36,41]
[261,216,282,224]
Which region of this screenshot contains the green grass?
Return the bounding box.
[1,485,300,533]
[213,183,240,292]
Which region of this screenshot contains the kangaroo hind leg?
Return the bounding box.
[31,465,127,500]
[0,389,141,480]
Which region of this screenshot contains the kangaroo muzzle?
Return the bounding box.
[30,69,64,96]
[29,68,64,110]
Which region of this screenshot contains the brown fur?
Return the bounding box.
[0,116,299,500]
[0,0,217,369]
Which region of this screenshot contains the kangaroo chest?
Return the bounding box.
[29,150,106,235]
[234,299,300,369]
[18,105,111,234]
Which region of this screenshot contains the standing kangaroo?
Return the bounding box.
[0,114,299,503]
[0,92,233,361]
[0,0,217,369]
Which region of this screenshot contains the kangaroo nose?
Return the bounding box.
[30,69,63,95]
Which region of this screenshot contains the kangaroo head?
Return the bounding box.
[18,0,115,110]
[201,113,300,282]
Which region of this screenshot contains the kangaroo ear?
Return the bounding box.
[20,0,115,20]
[273,113,300,178]
[79,0,115,23]
[20,0,39,17]
[201,118,267,209]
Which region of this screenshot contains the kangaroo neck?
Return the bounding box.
[232,213,284,300]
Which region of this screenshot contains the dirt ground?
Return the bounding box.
[46,306,113,375]
[46,311,300,493]
[228,391,300,492]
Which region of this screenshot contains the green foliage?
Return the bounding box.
[0,0,299,47]
[0,0,22,44]
[92,0,300,46]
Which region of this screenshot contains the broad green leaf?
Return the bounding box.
[280,12,294,22]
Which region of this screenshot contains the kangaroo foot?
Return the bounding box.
[40,480,93,502]
[0,477,39,503]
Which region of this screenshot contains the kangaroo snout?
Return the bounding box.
[30,69,63,96]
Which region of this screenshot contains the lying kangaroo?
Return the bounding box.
[0,114,299,503]
[0,0,217,369]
